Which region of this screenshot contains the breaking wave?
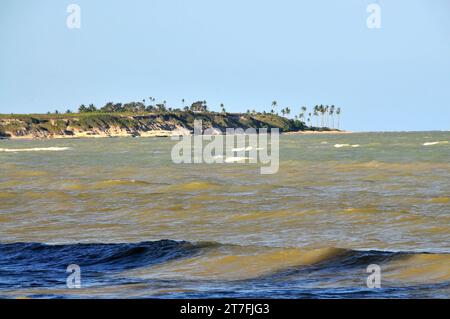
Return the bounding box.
[1,240,449,298]
[423,141,448,146]
[0,147,70,152]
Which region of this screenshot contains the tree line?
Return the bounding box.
[54,98,342,129]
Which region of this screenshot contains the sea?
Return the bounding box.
[0,131,449,298]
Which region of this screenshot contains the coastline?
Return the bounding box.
[283,130,350,135]
[0,129,349,140]
[0,130,177,140]
[0,112,347,140]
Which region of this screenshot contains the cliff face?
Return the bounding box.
[0,112,306,139]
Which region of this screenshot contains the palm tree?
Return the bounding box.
[313,105,319,127]
[181,98,185,108]
[322,105,327,127]
[301,106,307,114]
[271,100,277,114]
[336,107,341,130]
[281,108,286,117]
[318,105,324,127]
[298,106,306,122]
[299,112,304,123]
[220,103,225,113]
[326,105,329,127]
[329,105,335,129]
[286,107,291,117]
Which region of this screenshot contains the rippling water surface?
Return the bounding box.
[0,132,449,298]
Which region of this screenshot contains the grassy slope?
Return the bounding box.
[0,111,316,138]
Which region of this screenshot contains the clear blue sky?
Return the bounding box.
[1,0,449,131]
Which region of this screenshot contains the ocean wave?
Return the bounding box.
[231,146,264,152]
[423,141,448,146]
[211,155,256,162]
[92,179,152,188]
[334,144,360,148]
[2,240,449,287]
[224,156,255,163]
[0,147,70,152]
[1,240,450,298]
[0,240,201,289]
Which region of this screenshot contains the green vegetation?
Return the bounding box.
[0,98,342,138]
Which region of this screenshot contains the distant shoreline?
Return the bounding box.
[284,130,350,135]
[0,112,343,140]
[0,129,348,140]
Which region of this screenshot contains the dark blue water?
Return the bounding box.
[0,240,448,298]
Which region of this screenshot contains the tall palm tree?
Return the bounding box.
[220,103,226,114]
[181,99,185,108]
[336,107,341,130]
[271,100,277,114]
[299,106,307,123]
[319,105,325,127]
[286,107,291,117]
[299,112,304,123]
[313,105,319,127]
[329,105,335,129]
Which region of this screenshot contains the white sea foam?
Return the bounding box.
[225,156,255,163]
[334,144,359,148]
[231,146,264,152]
[0,147,71,153]
[423,141,448,146]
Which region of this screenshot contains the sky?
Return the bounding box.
[0,0,449,131]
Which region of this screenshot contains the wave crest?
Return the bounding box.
[0,147,70,152]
